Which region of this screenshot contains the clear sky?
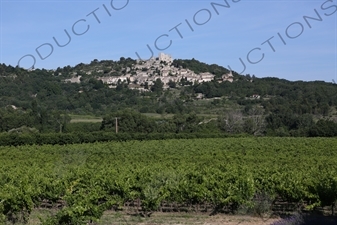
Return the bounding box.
[1,0,336,82]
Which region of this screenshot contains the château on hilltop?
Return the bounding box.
[64,53,234,91]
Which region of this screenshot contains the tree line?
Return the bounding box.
[1,108,337,146]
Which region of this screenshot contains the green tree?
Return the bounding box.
[100,109,156,133]
[151,78,164,94]
[172,113,201,133]
[168,80,176,88]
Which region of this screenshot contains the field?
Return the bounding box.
[0,137,336,224]
[69,114,103,123]
[69,113,218,123]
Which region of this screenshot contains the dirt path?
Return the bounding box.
[99,211,280,225]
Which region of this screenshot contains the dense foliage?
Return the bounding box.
[1,60,337,138]
[1,106,337,147]
[1,62,337,117]
[172,58,230,77]
[0,138,336,224]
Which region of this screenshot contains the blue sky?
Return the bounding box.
[0,0,336,82]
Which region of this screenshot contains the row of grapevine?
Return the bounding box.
[0,137,336,224]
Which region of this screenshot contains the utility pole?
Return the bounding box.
[115,117,121,133]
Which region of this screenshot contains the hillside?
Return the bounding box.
[0,54,337,137]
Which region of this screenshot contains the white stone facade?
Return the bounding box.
[159,53,173,63]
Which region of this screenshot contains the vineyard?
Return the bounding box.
[0,137,336,224]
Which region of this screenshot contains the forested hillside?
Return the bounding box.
[1,58,337,141]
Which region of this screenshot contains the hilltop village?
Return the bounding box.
[65,53,234,91]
